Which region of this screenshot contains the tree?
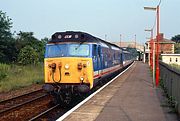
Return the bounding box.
[15,31,45,63]
[17,31,37,41]
[174,43,180,54]
[171,34,180,43]
[15,31,38,51]
[18,45,39,65]
[41,37,49,45]
[0,39,18,63]
[0,10,15,63]
[0,10,12,41]
[126,47,138,58]
[171,35,180,53]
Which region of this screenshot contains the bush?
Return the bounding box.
[18,45,39,65]
[170,64,180,71]
[0,63,10,80]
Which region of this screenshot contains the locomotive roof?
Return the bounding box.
[49,31,121,50]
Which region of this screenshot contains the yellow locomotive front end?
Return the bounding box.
[44,57,93,89]
[43,42,94,95]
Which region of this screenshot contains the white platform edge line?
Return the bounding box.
[57,62,135,121]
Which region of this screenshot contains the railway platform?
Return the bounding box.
[60,61,178,121]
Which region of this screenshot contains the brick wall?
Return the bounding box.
[160,43,174,54]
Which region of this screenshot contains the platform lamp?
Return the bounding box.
[145,29,155,87]
[120,34,122,47]
[144,0,161,87]
[145,29,153,69]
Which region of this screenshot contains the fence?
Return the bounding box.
[159,61,180,115]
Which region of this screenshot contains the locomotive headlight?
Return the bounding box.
[64,64,70,70]
[80,77,84,81]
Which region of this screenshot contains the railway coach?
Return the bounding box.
[43,31,132,103]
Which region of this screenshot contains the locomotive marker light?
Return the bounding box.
[75,34,79,38]
[58,35,62,39]
[65,64,70,70]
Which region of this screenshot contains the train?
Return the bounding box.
[43,31,135,104]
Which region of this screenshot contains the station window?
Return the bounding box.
[176,58,178,62]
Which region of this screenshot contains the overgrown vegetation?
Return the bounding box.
[170,64,180,71]
[171,34,180,53]
[171,34,180,43]
[174,43,180,54]
[0,63,44,92]
[0,10,47,92]
[0,63,10,80]
[160,79,178,113]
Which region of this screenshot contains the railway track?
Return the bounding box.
[0,89,45,114]
[0,89,54,121]
[29,104,63,121]
[29,95,84,121]
[0,86,83,121]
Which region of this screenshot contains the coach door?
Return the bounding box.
[97,45,102,76]
[93,45,102,77]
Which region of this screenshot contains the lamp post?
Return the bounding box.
[120,34,122,47]
[145,29,153,69]
[145,29,155,87]
[135,34,136,49]
[144,0,161,87]
[156,5,160,86]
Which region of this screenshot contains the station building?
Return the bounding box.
[145,33,175,64]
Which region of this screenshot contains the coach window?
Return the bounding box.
[170,58,172,62]
[176,58,178,62]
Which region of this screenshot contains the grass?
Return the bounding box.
[170,64,180,71]
[0,63,10,80]
[0,63,44,92]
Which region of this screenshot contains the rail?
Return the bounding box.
[159,61,180,115]
[29,104,60,121]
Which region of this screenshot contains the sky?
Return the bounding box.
[1,0,180,45]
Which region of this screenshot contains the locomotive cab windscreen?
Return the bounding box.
[45,43,90,58]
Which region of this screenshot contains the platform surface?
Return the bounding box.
[63,62,178,121]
